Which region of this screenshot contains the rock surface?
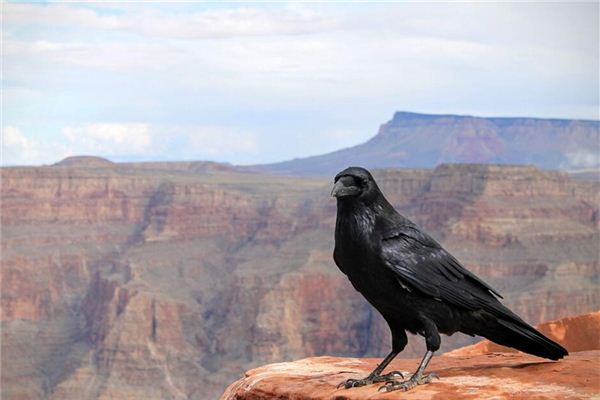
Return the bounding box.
[1,163,599,399]
[221,311,600,399]
[220,352,600,400]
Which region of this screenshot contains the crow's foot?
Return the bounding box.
[380,371,404,381]
[378,372,439,392]
[337,371,404,389]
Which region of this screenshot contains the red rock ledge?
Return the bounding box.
[221,311,600,399]
[221,351,599,399]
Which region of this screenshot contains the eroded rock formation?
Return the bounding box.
[1,163,598,399]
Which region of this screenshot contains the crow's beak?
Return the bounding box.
[331,181,344,197]
[331,181,359,197]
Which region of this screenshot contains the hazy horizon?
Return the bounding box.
[3,109,598,170]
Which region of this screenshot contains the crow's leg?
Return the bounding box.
[338,328,407,389]
[379,350,439,392]
[379,317,440,392]
[337,350,403,389]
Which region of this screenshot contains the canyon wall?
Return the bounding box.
[1,162,598,399]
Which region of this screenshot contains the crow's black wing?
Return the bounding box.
[379,223,568,360]
[380,224,506,312]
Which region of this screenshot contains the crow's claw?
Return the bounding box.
[380,370,405,380]
[378,372,439,392]
[337,378,368,389]
[337,371,408,389]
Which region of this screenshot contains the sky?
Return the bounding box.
[2,1,599,166]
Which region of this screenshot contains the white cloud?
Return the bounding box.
[563,150,600,169]
[2,126,40,165]
[60,123,259,161]
[185,126,258,157]
[2,3,598,165]
[4,126,33,149]
[4,3,596,102]
[62,123,152,155]
[131,7,337,39]
[1,124,260,166]
[4,3,337,39]
[4,39,184,72]
[2,126,71,166]
[2,124,152,166]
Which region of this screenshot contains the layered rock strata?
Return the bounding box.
[1,163,598,399]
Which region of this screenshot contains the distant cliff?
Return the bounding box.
[1,163,599,400]
[250,112,600,175]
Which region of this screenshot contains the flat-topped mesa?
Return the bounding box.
[51,156,239,173]
[53,155,115,168]
[388,110,599,125]
[252,111,600,175]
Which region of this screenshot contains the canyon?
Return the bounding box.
[1,160,599,399]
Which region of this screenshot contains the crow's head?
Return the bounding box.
[331,166,381,204]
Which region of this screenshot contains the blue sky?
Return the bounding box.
[3,1,599,166]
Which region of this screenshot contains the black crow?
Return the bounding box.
[331,166,567,392]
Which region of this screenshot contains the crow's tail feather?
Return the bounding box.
[478,317,568,360]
